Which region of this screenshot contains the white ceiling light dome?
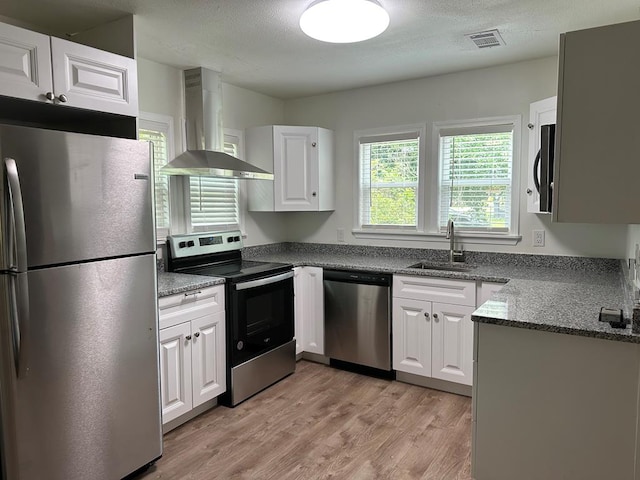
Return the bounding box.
[300,0,390,44]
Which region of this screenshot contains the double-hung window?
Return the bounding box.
[139,112,174,239]
[188,130,243,232]
[434,117,520,236]
[356,125,425,231]
[139,114,243,237]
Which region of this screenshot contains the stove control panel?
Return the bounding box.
[168,230,243,259]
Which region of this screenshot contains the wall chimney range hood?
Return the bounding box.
[160,68,274,180]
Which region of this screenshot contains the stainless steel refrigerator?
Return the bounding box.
[0,124,162,480]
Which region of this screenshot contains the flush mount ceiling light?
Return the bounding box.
[300,0,390,43]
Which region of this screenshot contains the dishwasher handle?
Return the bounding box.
[323,269,391,286]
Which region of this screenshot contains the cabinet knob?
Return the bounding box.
[424,312,430,319]
[185,335,192,341]
[311,142,317,147]
[57,94,68,103]
[194,332,200,338]
[526,188,533,195]
[527,123,534,129]
[45,92,55,101]
[312,192,317,197]
[433,313,439,320]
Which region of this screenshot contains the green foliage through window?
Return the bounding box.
[360,137,419,226]
[439,131,513,232]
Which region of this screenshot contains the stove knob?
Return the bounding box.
[237,340,244,350]
[234,236,240,242]
[187,240,195,247]
[179,241,187,248]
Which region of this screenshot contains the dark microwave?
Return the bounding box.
[533,124,555,213]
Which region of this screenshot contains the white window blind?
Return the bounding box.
[139,123,171,231]
[189,138,239,229]
[439,126,513,232]
[359,131,420,227]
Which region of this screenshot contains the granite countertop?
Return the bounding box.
[157,271,225,297]
[242,244,637,343]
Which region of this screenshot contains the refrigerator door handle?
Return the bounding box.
[8,272,29,376]
[4,157,28,273]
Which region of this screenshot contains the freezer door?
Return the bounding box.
[0,124,154,268]
[15,254,162,480]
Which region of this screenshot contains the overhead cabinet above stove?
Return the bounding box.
[553,19,640,224]
[246,125,335,212]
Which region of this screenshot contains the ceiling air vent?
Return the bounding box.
[466,29,506,49]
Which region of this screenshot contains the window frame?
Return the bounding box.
[181,128,246,234]
[430,115,522,242]
[139,111,175,242]
[353,123,427,234]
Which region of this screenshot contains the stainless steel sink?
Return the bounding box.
[407,261,475,272]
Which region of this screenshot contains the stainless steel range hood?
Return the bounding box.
[160,68,273,180]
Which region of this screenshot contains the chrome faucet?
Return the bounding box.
[446,219,464,263]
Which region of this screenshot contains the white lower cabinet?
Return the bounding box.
[158,285,226,425]
[392,275,475,386]
[293,266,324,355]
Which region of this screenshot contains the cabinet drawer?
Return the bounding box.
[393,275,476,306]
[159,285,225,329]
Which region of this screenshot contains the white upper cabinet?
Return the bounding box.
[0,22,53,101]
[246,125,335,212]
[0,21,138,117]
[50,37,138,116]
[526,96,556,214]
[554,19,640,223]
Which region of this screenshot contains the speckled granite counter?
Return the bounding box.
[242,243,637,343]
[157,271,225,297]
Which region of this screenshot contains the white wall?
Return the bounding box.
[137,58,287,246]
[282,56,627,258]
[222,83,288,245]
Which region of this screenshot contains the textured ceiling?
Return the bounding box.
[1,0,639,98]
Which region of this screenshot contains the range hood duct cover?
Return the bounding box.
[161,68,273,180]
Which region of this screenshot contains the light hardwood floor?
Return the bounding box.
[138,361,472,480]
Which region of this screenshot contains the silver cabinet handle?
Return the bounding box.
[194,332,200,338]
[433,313,439,320]
[311,142,317,147]
[424,312,430,319]
[527,123,534,129]
[526,188,532,195]
[184,290,202,297]
[45,92,55,101]
[185,335,192,341]
[312,192,317,197]
[57,94,68,103]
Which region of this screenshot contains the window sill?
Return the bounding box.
[351,229,522,246]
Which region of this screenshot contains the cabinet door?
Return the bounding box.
[392,297,431,376]
[0,22,53,101]
[50,36,138,116]
[293,267,304,356]
[431,303,474,385]
[526,96,556,214]
[302,267,324,354]
[191,311,226,407]
[554,20,640,223]
[159,322,192,424]
[273,126,319,211]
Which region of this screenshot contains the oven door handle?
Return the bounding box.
[235,271,294,291]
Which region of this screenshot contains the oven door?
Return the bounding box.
[230,270,294,366]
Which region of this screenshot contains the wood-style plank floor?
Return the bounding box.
[138,360,472,480]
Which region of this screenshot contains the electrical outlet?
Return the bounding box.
[532,230,545,247]
[337,228,345,242]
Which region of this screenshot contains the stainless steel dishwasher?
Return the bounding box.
[324,270,392,372]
